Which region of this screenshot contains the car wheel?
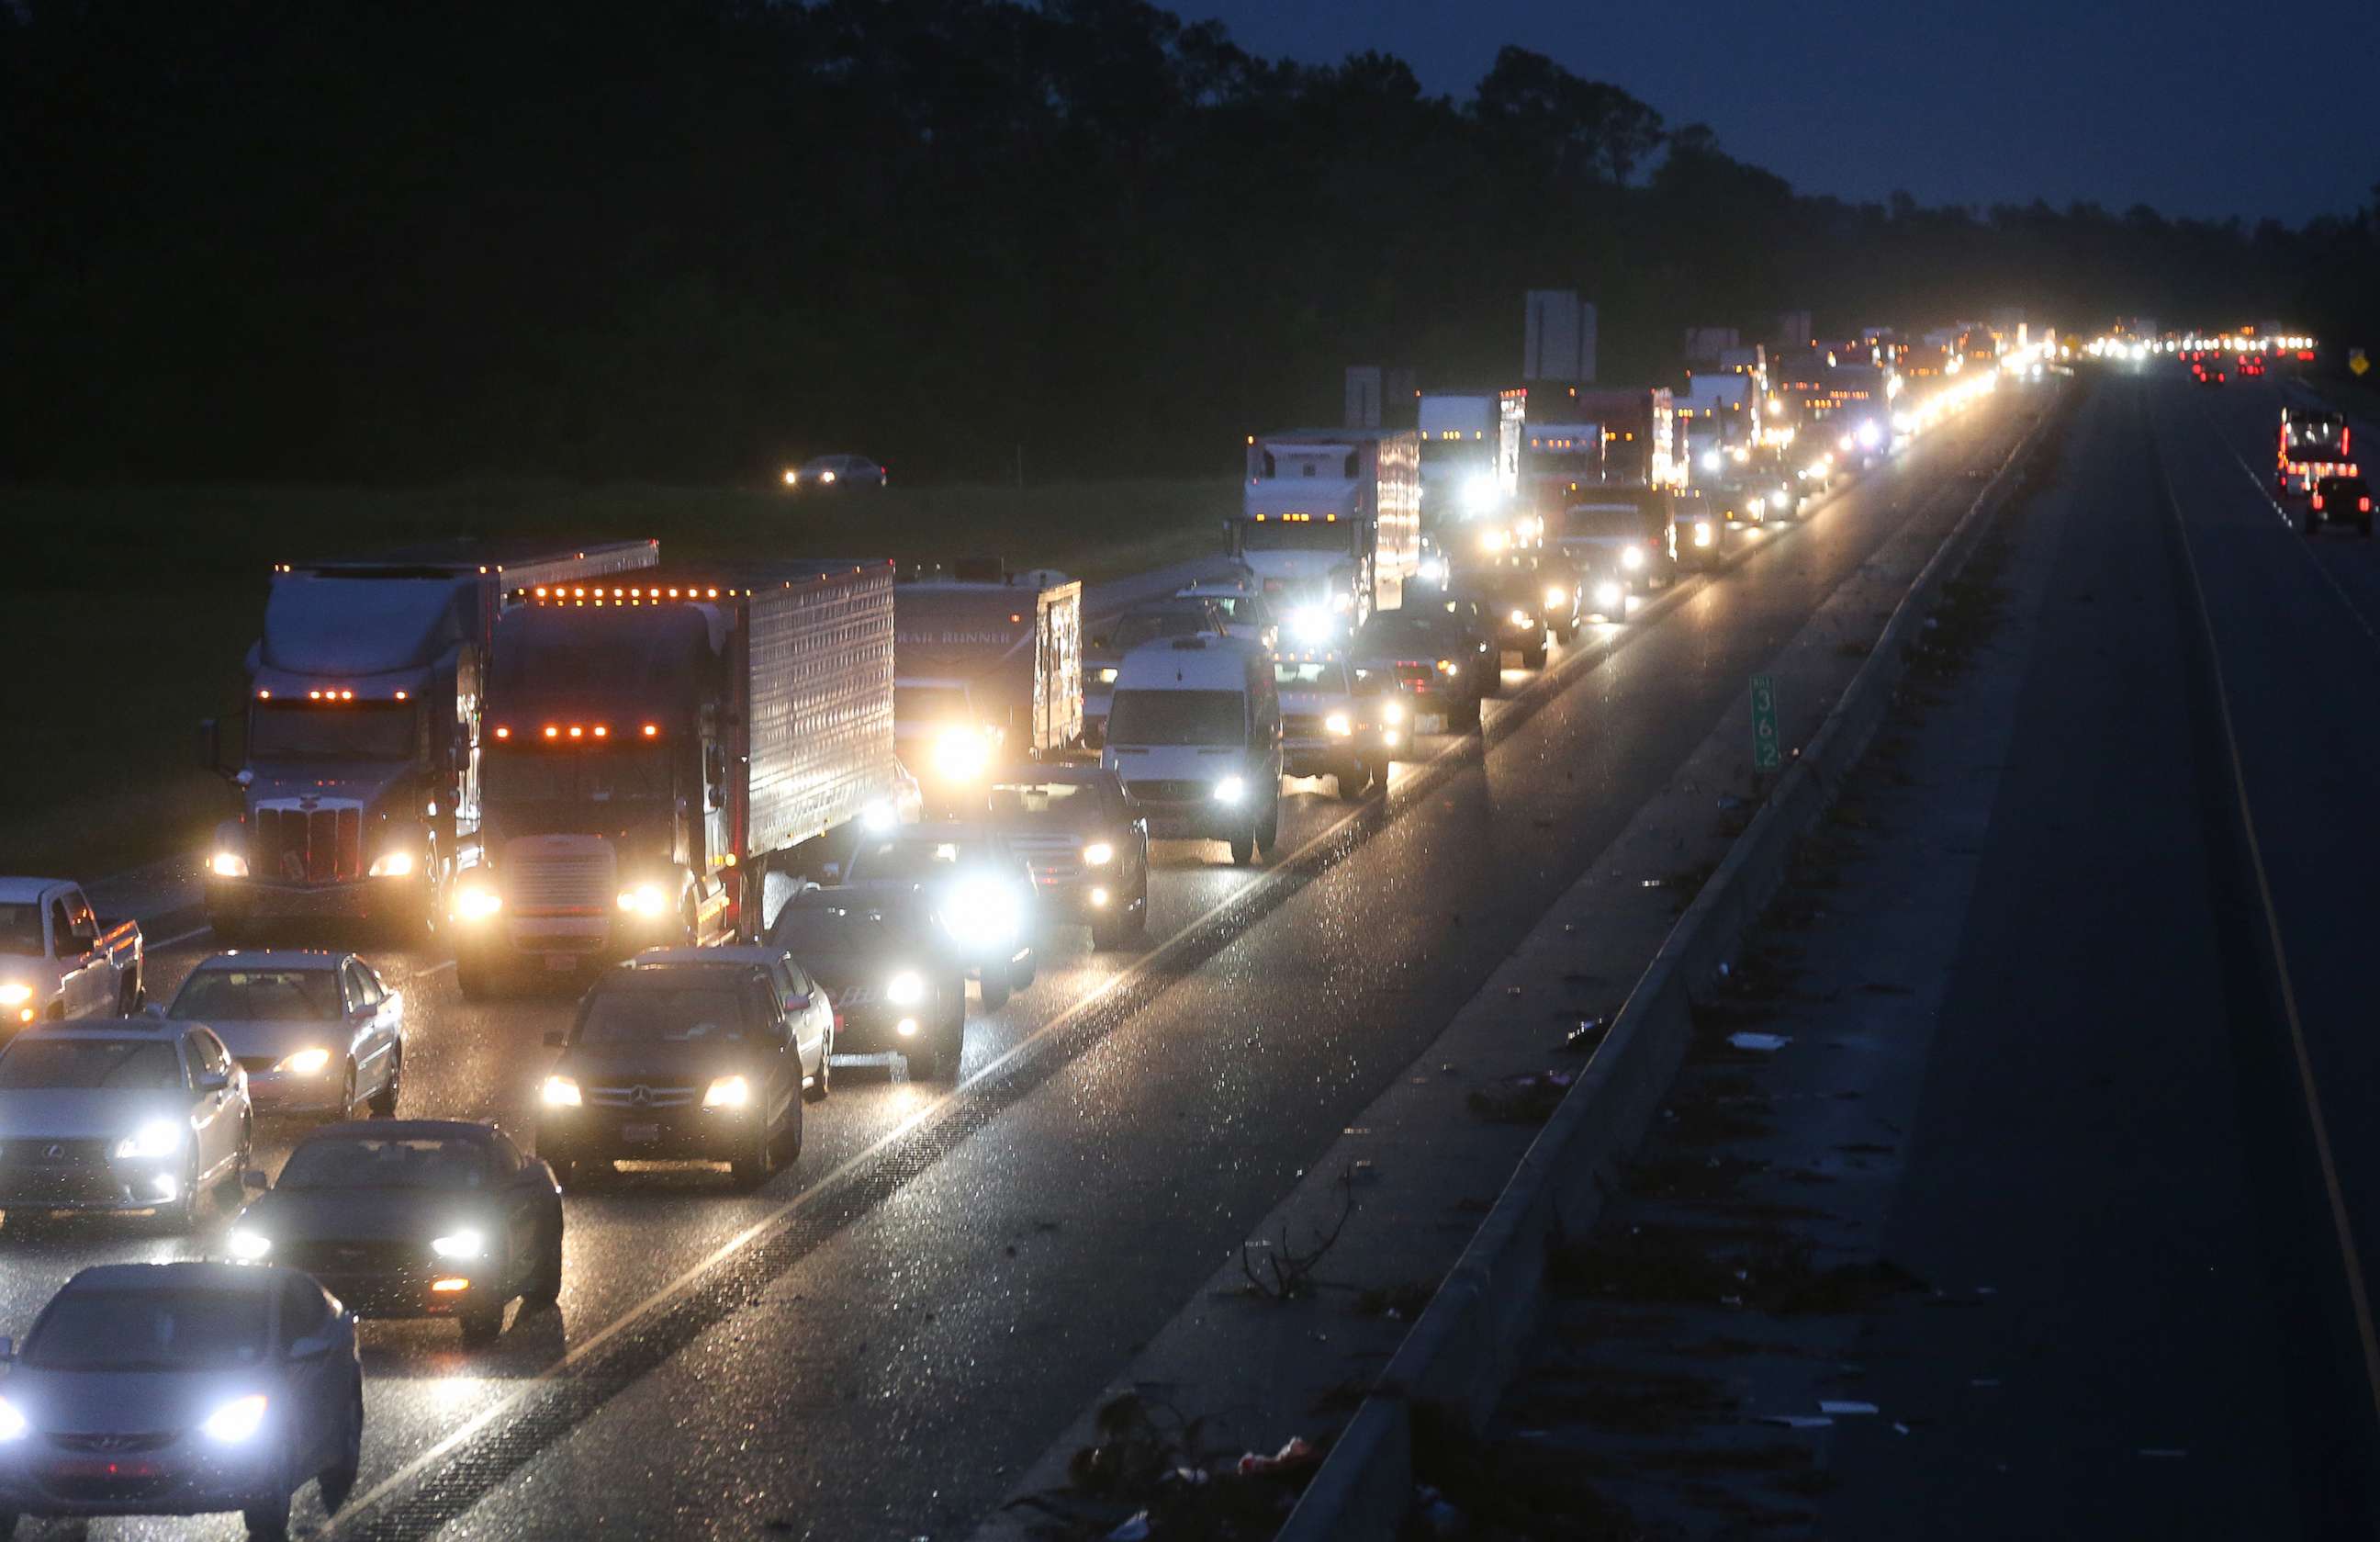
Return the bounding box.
[459,1301,506,1346]
[455,953,500,1002]
[336,1063,357,1122]
[1012,951,1037,992]
[118,970,144,1016]
[1255,800,1280,856]
[367,1050,401,1118]
[318,1383,363,1513]
[803,1042,831,1104]
[774,1091,805,1165]
[977,968,1012,1011]
[730,1116,776,1189]
[1364,755,1392,792]
[1521,639,1548,670]
[1229,827,1257,865]
[221,1116,254,1197]
[522,1216,564,1309]
[243,1494,291,1542]
[1335,762,1369,801]
[163,1154,202,1234]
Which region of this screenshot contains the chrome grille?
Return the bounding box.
[1283,715,1328,738]
[503,837,615,916]
[587,1083,697,1109]
[51,1432,175,1455]
[1125,780,1212,804]
[253,802,364,883]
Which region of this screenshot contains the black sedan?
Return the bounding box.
[772,888,966,1081]
[226,1120,562,1346]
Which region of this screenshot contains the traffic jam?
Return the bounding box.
[0,327,2028,1538]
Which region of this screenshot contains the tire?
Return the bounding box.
[221,1117,254,1199]
[977,967,1011,1011]
[458,1301,505,1346]
[1255,800,1280,856]
[118,969,144,1017]
[1364,755,1391,792]
[522,1217,564,1309]
[545,1157,578,1190]
[336,1063,357,1122]
[367,1050,401,1118]
[774,1091,804,1166]
[911,1009,962,1083]
[730,1114,776,1188]
[802,1043,831,1104]
[1459,692,1484,733]
[1335,761,1370,801]
[318,1385,363,1514]
[1013,951,1038,991]
[163,1155,202,1234]
[455,954,500,1002]
[244,1495,291,1542]
[1521,639,1548,670]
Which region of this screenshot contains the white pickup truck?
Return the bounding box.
[0,877,144,1034]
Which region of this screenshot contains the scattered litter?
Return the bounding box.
[1761,1414,1835,1429]
[1506,985,1523,998]
[1716,794,1746,810]
[2139,1448,2188,1459]
[1468,1071,1575,1124]
[1820,1401,1880,1416]
[1560,1017,1609,1052]
[1236,1437,1318,1479]
[1893,1422,1911,1435]
[1106,1513,1151,1540]
[1728,1032,1792,1052]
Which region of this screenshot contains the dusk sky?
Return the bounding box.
[1171,0,2378,225]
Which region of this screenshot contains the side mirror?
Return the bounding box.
[197,1070,230,1092]
[286,1332,337,1361]
[543,1030,567,1049]
[242,1167,271,1189]
[788,993,813,1014]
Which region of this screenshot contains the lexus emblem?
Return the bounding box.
[628,1086,652,1108]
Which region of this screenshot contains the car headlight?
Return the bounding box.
[1213,776,1245,805]
[1463,470,1500,512]
[432,1228,487,1260]
[199,1394,268,1445]
[1082,841,1115,867]
[1622,545,1647,570]
[227,1228,273,1262]
[0,1394,27,1442]
[1594,581,1623,609]
[931,724,992,782]
[1694,523,1715,547]
[210,851,249,878]
[1097,667,1118,684]
[541,1075,581,1108]
[368,850,416,878]
[616,883,669,917]
[1380,700,1404,724]
[1288,607,1332,646]
[1324,712,1352,737]
[943,877,1023,950]
[1544,585,1568,609]
[114,1119,185,1162]
[1508,609,1532,627]
[1436,658,1458,676]
[274,1046,332,1076]
[820,469,837,485]
[455,884,501,921]
[1858,421,1883,449]
[885,971,926,1007]
[0,983,28,1009]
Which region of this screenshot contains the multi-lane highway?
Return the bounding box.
[2,388,2037,1539]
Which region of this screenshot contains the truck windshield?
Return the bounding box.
[1419,437,1483,465]
[1565,508,1653,539]
[1110,612,1207,651]
[1106,690,1244,747]
[248,702,416,761]
[485,744,670,803]
[0,903,40,953]
[1238,523,1353,554]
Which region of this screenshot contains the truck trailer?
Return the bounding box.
[894,571,1084,810]
[453,561,900,996]
[202,538,660,940]
[1231,427,1422,636]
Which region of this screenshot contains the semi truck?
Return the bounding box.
[1231,427,1422,636]
[201,538,660,941]
[1568,388,1680,491]
[894,569,1084,810]
[452,561,901,997]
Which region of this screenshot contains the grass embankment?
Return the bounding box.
[3,478,1234,878]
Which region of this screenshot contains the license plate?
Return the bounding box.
[1418,714,1447,734]
[53,1459,159,1478]
[544,953,578,973]
[620,1122,660,1145]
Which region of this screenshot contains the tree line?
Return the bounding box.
[3,0,2371,485]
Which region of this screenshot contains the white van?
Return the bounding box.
[1101,636,1283,866]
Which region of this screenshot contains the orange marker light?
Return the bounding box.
[642,724,658,737]
[592,726,608,737]
[568,726,583,739]
[495,726,511,739]
[544,726,559,740]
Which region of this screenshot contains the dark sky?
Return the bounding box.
[1170,1,2377,224]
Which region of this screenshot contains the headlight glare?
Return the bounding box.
[1544,585,1567,608]
[199,1394,268,1445]
[1213,776,1245,805]
[885,971,926,1007]
[367,850,415,878]
[616,883,668,917]
[0,983,28,1008]
[275,1046,332,1076]
[210,851,249,878]
[455,885,501,921]
[431,1229,487,1260]
[541,1075,581,1108]
[114,1119,185,1161]
[702,1075,750,1109]
[1381,700,1404,724]
[1622,546,1647,570]
[931,725,993,782]
[0,1395,27,1442]
[227,1228,273,1261]
[1324,713,1352,737]
[1082,841,1115,867]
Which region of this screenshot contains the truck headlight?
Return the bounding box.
[1594,581,1624,610]
[1436,658,1458,676]
[1464,471,1500,512]
[1694,523,1715,547]
[1508,609,1532,627]
[1324,713,1352,737]
[1213,776,1245,805]
[0,983,29,1008]
[431,1228,487,1260]
[455,884,501,921]
[114,1120,185,1161]
[617,883,669,917]
[1097,668,1118,684]
[931,725,992,782]
[275,1046,332,1076]
[227,1228,273,1261]
[944,879,1022,950]
[199,1394,269,1445]
[1544,585,1567,609]
[368,850,415,878]
[1622,546,1646,570]
[210,851,249,878]
[1288,607,1331,646]
[540,1075,581,1108]
[885,971,926,1007]
[1381,700,1404,725]
[1082,841,1115,867]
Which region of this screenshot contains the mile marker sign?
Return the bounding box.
[1751,674,1781,771]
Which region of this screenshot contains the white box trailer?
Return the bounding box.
[894,576,1084,800]
[1231,427,1421,628]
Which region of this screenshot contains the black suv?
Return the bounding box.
[2308,474,2373,538]
[535,959,810,1189]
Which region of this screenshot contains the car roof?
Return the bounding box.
[191,949,348,971]
[296,1118,498,1145]
[4,1016,186,1044]
[64,1261,283,1297]
[0,877,68,905]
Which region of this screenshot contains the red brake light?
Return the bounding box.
[2313,496,2325,510]
[2363,498,2373,513]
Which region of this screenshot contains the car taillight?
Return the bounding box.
[2363,498,2373,513]
[2313,497,2325,510]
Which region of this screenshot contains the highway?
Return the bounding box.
[1,390,2035,1540]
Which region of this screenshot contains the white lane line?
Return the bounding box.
[2150,429,2380,1433]
[151,925,214,951]
[326,425,2000,1532]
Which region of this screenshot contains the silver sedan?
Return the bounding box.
[163,951,402,1121]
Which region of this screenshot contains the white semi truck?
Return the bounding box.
[1229,427,1421,640]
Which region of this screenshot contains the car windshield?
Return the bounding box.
[1106,690,1244,747]
[848,837,975,884]
[279,1135,488,1190]
[169,967,342,1022]
[248,701,416,762]
[25,1289,272,1372]
[1110,611,1206,650]
[1239,523,1352,553]
[0,1038,182,1090]
[1565,507,1654,538]
[1274,662,1348,691]
[484,743,671,803]
[1357,616,1454,654]
[0,903,42,954]
[577,983,755,1044]
[774,903,927,961]
[985,779,1103,828]
[895,685,972,723]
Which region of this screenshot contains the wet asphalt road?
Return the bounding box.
[0,390,2029,1540]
